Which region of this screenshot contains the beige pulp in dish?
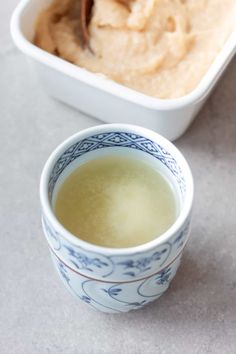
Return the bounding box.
[54,156,178,248]
[35,0,236,98]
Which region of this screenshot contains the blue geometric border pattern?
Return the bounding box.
[48,132,186,200]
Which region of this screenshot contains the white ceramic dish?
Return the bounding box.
[11,0,236,140]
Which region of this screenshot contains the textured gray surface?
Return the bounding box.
[1,2,236,353]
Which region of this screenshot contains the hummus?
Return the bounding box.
[35,0,236,98]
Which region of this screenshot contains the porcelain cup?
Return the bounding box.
[40,124,194,313]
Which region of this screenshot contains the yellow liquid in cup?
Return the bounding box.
[54,156,178,248]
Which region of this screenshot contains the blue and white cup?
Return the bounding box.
[40,124,194,313]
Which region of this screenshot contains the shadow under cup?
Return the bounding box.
[40,125,193,313]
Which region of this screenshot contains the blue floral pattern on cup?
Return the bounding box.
[117,249,168,277]
[52,251,182,313]
[43,215,190,281]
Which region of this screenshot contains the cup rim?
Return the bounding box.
[40,124,194,255]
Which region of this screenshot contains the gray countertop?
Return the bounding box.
[1,2,236,353]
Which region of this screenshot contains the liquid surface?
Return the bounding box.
[35,0,236,98]
[54,156,178,248]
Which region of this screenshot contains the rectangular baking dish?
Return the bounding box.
[10,0,236,140]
